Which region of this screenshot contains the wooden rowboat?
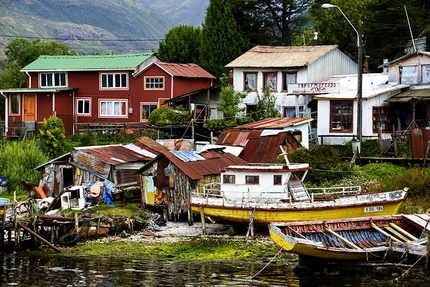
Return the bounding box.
[269,214,430,263]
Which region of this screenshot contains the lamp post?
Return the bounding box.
[322,3,363,148]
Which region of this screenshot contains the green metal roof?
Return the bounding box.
[21,53,156,72]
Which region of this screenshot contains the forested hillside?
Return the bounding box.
[0,0,207,57]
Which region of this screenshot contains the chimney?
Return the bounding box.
[313,32,318,46]
[363,56,370,73]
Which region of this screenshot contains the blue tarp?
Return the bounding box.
[0,176,7,187]
[85,182,115,207]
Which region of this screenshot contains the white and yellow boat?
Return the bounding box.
[190,150,407,225]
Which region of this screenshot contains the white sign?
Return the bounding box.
[364,206,383,213]
[289,83,340,94]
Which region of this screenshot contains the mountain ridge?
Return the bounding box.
[0,0,208,58]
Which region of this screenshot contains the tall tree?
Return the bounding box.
[200,0,250,81]
[364,0,429,70]
[231,0,313,46]
[0,38,76,89]
[311,0,430,71]
[158,25,202,64]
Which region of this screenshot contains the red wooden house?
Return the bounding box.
[0,53,216,137]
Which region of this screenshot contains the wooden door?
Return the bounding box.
[24,94,36,121]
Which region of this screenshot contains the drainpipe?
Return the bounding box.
[25,72,31,88]
[1,92,8,135]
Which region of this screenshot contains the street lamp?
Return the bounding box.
[322,3,363,148]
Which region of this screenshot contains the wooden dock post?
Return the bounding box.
[199,207,206,235]
[17,222,61,253]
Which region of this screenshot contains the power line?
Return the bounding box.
[0,34,164,42]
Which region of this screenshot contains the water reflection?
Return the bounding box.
[0,256,416,286]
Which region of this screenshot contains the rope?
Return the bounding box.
[250,242,285,280]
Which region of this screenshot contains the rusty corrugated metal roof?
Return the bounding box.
[135,136,169,154]
[74,145,152,165]
[156,149,248,180]
[235,117,313,129]
[156,62,216,79]
[225,45,338,68]
[239,132,289,163]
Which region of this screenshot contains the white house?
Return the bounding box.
[225,45,358,120]
[314,73,408,146]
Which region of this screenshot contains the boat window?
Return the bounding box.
[245,175,259,185]
[223,174,235,184]
[274,175,282,185]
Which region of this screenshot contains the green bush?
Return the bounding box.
[148,106,190,126]
[342,139,383,157]
[0,141,48,194]
[38,115,66,158]
[288,145,352,185]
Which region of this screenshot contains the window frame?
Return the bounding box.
[9,94,20,116]
[141,102,158,121]
[99,99,128,118]
[283,106,304,118]
[372,106,390,133]
[100,72,128,89]
[282,72,297,92]
[223,174,235,184]
[245,175,260,185]
[144,76,165,90]
[330,100,353,132]
[263,72,277,91]
[40,72,67,88]
[422,64,430,84]
[244,72,257,91]
[76,98,91,116]
[400,65,418,85]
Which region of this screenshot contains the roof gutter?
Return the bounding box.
[25,71,31,88]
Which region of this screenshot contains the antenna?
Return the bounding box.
[405,5,416,52]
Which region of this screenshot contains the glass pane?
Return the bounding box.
[245,73,256,90]
[121,74,127,87]
[401,66,418,84]
[115,74,121,87]
[11,94,19,114]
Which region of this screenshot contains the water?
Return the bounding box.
[0,256,423,286]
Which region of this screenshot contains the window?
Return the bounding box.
[99,100,127,117]
[223,174,235,184]
[274,175,282,185]
[263,72,277,91]
[145,77,164,90]
[101,73,127,88]
[400,65,418,84]
[40,72,66,87]
[282,72,297,91]
[330,100,353,132]
[422,64,430,84]
[245,175,259,185]
[77,98,91,116]
[283,106,304,118]
[244,72,257,91]
[10,94,20,115]
[373,106,390,133]
[141,103,157,120]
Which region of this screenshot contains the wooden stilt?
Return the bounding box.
[199,207,206,235]
[17,222,61,253]
[96,211,101,239]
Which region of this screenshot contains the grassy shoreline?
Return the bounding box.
[28,234,297,264]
